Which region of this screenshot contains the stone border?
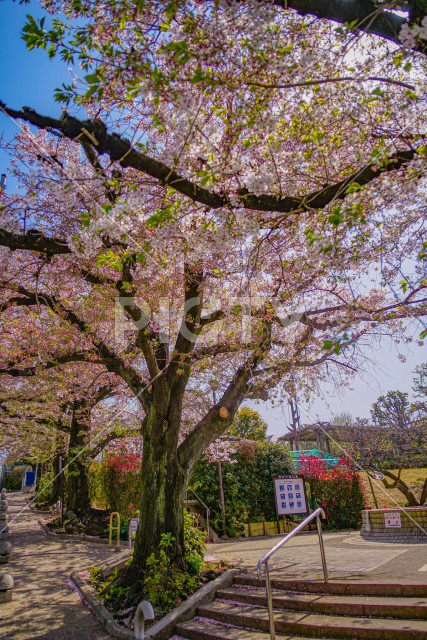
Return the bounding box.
[38,519,111,545]
[70,570,133,639]
[146,568,242,640]
[27,496,109,545]
[70,567,242,640]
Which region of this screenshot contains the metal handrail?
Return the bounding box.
[256,507,328,640]
[187,489,210,539]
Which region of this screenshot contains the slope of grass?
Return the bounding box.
[361,468,427,508]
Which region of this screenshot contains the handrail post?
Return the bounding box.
[316,514,328,582]
[264,562,276,640]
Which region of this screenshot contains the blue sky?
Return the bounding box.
[1,0,426,437]
[0,0,70,189]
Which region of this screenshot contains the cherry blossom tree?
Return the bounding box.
[0,362,141,515]
[1,0,427,573]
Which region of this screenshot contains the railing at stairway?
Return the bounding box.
[185,489,210,540]
[256,507,328,640]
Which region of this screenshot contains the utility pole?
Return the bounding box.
[217,459,227,536]
[213,388,227,536]
[289,398,301,451]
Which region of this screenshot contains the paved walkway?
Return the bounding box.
[2,494,427,640]
[0,493,116,640]
[208,530,427,583]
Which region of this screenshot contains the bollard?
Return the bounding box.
[109,512,121,548]
[0,541,12,564]
[0,573,14,603]
[133,600,155,640]
[0,525,9,541]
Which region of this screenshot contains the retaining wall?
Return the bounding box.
[361,507,427,543]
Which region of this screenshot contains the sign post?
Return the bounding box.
[274,475,308,531]
[128,517,140,549]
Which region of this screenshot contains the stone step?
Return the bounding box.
[196,600,427,639]
[234,574,427,597]
[216,586,427,619]
[176,619,336,640]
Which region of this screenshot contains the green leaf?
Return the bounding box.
[190,66,205,84]
[393,52,403,68]
[96,249,123,272]
[84,72,99,84]
[328,205,343,227]
[322,340,334,350]
[400,279,408,293]
[345,19,359,30]
[162,40,189,65]
[344,182,361,195]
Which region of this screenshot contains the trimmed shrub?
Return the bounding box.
[90,449,142,521]
[190,440,294,537]
[299,454,366,529]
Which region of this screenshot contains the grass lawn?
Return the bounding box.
[361,468,427,508]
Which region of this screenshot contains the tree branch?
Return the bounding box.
[178,322,272,467]
[270,1,427,55]
[1,284,150,407]
[0,353,102,377]
[0,102,418,215]
[0,227,71,255]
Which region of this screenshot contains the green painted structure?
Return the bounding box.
[289,448,340,468]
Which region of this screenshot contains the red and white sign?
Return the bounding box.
[384,512,401,528]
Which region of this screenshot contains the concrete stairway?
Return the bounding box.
[175,574,427,640]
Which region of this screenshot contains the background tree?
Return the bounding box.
[228,407,268,441]
[371,390,421,466]
[331,412,354,427]
[0,364,141,516]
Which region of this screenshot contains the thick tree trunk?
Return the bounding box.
[132,447,188,572]
[66,459,91,516]
[66,402,91,517]
[132,388,190,573]
[52,452,62,505]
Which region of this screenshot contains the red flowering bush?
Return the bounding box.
[91,449,142,522]
[299,455,366,529]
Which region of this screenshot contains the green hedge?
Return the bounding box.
[190,440,294,537]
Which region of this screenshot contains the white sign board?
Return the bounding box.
[128,517,140,549]
[384,512,401,528]
[274,476,307,516]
